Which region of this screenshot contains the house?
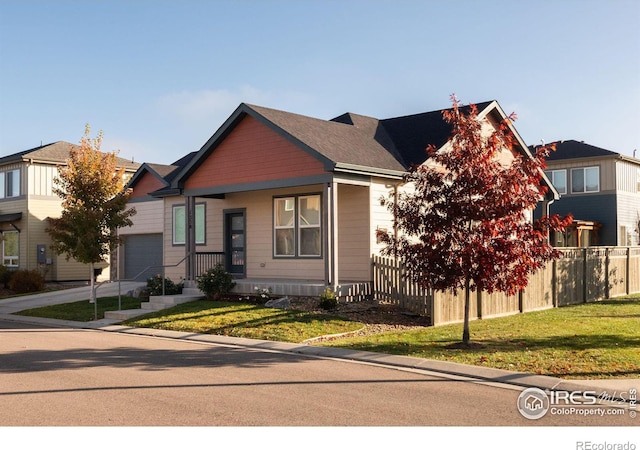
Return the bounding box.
[126,101,558,298]
[0,141,140,281]
[118,152,196,281]
[532,140,640,247]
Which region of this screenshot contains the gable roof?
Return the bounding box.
[0,141,141,170]
[131,152,197,197]
[173,100,513,186]
[532,139,619,161]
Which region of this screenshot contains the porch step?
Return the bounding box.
[141,293,204,310]
[104,292,205,321]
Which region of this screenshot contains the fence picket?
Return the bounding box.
[371,247,640,326]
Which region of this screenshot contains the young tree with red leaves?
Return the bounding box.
[378,96,572,345]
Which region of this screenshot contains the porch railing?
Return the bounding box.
[195,252,225,276]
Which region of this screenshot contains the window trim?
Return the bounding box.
[2,230,19,267]
[545,169,567,195]
[172,203,206,246]
[571,166,600,194]
[273,193,322,259]
[0,169,20,199]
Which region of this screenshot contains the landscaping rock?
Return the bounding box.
[265,297,291,309]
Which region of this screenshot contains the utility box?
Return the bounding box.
[37,244,47,264]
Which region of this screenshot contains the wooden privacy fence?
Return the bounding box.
[372,247,640,326]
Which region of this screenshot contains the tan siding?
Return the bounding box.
[163,196,187,280]
[121,200,164,235]
[0,199,28,272]
[337,184,370,281]
[546,157,616,193]
[240,187,325,279]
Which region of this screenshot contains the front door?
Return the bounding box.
[225,211,245,276]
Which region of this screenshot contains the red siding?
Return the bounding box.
[131,171,165,198]
[185,116,326,190]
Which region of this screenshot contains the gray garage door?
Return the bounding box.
[124,234,163,281]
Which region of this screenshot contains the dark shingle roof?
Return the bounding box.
[246,101,496,172]
[174,100,515,189]
[530,140,619,161]
[0,141,141,170]
[246,104,407,173]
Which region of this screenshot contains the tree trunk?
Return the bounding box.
[90,262,97,320]
[463,277,471,345]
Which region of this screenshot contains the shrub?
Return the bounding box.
[8,270,45,294]
[318,287,338,310]
[197,264,236,300]
[0,265,13,289]
[146,274,183,296]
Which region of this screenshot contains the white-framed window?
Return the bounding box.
[571,167,599,193]
[274,194,321,257]
[2,230,19,267]
[172,203,205,245]
[0,169,20,199]
[545,169,567,195]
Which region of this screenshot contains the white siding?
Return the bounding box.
[28,164,59,196]
[370,178,397,257]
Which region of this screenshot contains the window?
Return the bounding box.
[274,194,321,257]
[0,169,20,199]
[172,204,205,245]
[571,167,599,193]
[2,231,19,267]
[545,169,566,195]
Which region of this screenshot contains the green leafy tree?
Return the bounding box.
[47,125,136,313]
[378,96,572,345]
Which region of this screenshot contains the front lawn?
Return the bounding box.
[320,295,640,379]
[123,301,364,343]
[15,296,143,322]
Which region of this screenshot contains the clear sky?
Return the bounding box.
[1,0,639,165]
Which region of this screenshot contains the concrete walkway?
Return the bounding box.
[1,282,638,402]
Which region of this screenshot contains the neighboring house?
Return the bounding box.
[532,140,640,247]
[128,101,558,297]
[0,141,140,281]
[118,152,195,281]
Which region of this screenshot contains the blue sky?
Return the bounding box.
[1,0,639,165]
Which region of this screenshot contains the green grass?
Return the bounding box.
[123,301,364,342]
[320,295,640,379]
[14,292,640,380]
[16,296,143,322]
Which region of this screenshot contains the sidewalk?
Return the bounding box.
[1,283,638,400]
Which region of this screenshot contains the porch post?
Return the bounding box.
[185,195,196,281]
[330,181,339,289]
[323,183,331,286]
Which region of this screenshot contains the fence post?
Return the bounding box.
[626,247,631,295]
[582,248,588,303]
[552,259,557,308]
[604,247,610,300]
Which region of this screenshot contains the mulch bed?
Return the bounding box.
[216,293,431,337]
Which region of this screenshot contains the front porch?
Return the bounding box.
[193,252,373,301]
[231,278,372,302]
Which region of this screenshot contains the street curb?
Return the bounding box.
[2,312,638,402]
